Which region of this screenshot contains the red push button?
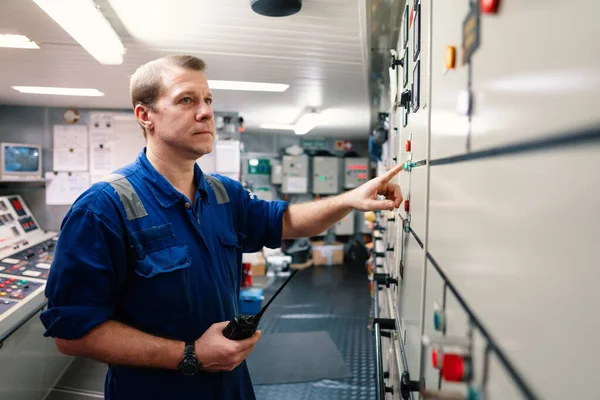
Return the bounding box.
[431,347,441,369]
[406,140,411,152]
[441,354,470,382]
[480,0,499,14]
[404,200,410,212]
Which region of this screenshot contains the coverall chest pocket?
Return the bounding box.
[217,231,243,289]
[129,225,192,324]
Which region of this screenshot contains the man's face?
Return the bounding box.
[147,66,215,159]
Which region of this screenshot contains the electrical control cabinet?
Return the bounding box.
[312,157,340,195]
[270,162,283,185]
[368,1,600,400]
[333,210,354,236]
[281,155,309,194]
[343,158,369,189]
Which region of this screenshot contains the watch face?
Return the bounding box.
[181,361,199,376]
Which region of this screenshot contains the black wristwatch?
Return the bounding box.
[178,341,201,376]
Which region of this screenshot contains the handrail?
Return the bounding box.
[373,280,385,400]
[0,301,47,349]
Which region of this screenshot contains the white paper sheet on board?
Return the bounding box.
[90,145,113,175]
[45,172,90,205]
[52,147,88,171]
[53,125,88,149]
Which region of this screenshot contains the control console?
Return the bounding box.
[0,239,56,280]
[0,276,44,301]
[0,194,56,323]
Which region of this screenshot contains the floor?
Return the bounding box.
[44,264,375,400]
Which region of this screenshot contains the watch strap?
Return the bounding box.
[184,341,196,357]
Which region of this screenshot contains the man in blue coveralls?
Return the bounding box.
[40,55,404,399]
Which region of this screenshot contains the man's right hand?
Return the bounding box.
[195,321,262,372]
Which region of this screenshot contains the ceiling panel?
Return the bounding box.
[0,0,371,138]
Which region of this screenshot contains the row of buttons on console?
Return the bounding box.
[0,278,31,299]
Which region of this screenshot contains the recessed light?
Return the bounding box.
[260,124,296,130]
[12,86,105,96]
[208,80,289,92]
[32,0,125,64]
[0,34,39,49]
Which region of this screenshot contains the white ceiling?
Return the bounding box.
[0,0,372,139]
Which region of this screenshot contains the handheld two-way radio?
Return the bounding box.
[223,269,299,340]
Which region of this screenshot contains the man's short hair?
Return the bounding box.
[130,55,206,138]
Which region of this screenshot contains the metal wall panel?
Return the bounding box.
[427,145,600,399]
[470,0,600,150]
[396,237,425,375]
[429,0,470,159]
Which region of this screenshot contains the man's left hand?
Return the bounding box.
[345,163,404,212]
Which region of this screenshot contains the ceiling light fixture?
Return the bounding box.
[294,110,320,135]
[0,34,40,49]
[12,86,105,96]
[260,110,321,134]
[208,80,289,92]
[31,0,125,65]
[259,124,295,130]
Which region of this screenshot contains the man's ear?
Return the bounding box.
[134,104,153,132]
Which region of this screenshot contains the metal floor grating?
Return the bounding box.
[254,264,375,400]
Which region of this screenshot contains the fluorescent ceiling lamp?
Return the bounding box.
[0,34,39,49]
[32,0,125,65]
[12,86,104,96]
[294,111,320,135]
[260,124,295,130]
[208,80,289,92]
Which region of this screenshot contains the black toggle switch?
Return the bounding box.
[399,90,412,108]
[373,317,396,331]
[400,371,421,400]
[374,273,399,288]
[390,54,404,70]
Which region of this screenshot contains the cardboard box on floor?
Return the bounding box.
[311,241,344,266]
[242,251,267,276]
